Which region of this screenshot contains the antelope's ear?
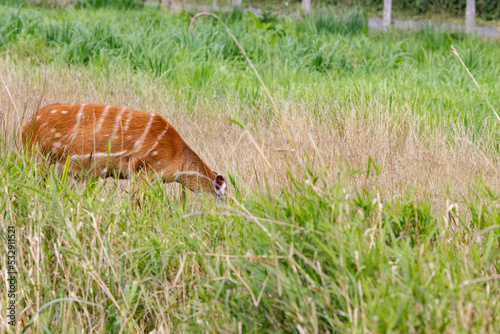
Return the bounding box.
[216,175,225,186]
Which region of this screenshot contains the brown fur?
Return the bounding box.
[22,103,218,195]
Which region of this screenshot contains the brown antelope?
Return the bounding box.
[22,103,226,200]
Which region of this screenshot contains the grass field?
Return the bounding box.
[1,3,500,333]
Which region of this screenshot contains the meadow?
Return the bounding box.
[1,2,500,333]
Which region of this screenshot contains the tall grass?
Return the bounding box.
[1,3,500,333]
[0,5,499,129]
[298,6,367,35]
[1,148,500,332]
[76,0,144,9]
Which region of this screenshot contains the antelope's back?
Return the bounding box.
[22,103,185,176]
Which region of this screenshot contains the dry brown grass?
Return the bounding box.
[1,56,499,212]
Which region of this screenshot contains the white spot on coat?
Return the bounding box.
[144,126,169,157]
[70,150,127,161]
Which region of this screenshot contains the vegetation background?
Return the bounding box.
[0,0,499,332]
[180,0,500,20]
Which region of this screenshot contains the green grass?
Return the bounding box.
[0,154,500,332]
[1,3,500,333]
[1,5,499,129]
[2,151,500,332]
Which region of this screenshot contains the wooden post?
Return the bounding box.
[383,0,392,32]
[233,0,242,8]
[302,0,311,14]
[465,0,476,33]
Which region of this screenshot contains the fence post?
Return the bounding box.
[465,0,475,33]
[302,0,311,14]
[383,0,392,31]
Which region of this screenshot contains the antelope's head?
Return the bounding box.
[213,173,226,201]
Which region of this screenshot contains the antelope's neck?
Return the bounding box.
[178,146,217,193]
